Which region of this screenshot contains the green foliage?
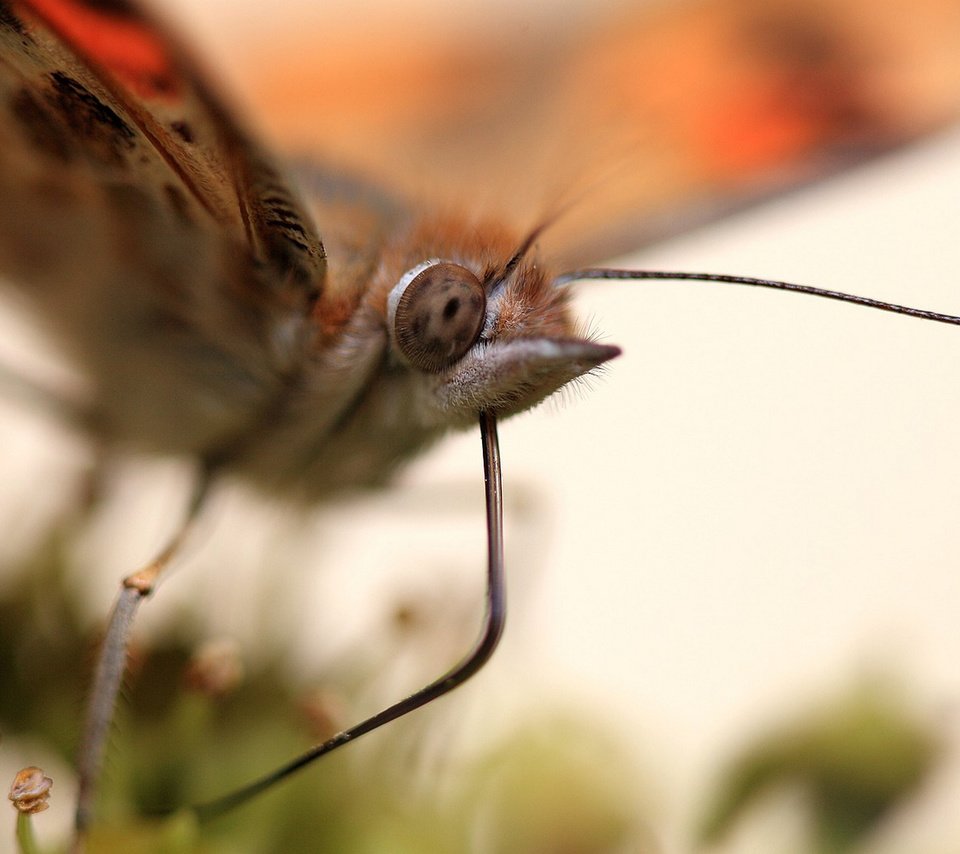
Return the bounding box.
[458,715,655,854]
[699,682,941,853]
[0,526,652,853]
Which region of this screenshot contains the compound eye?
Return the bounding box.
[392,262,486,372]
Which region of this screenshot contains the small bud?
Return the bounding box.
[8,767,52,814]
[184,639,244,697]
[392,599,423,634]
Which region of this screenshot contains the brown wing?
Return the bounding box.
[0,0,325,453]
[1,0,324,288]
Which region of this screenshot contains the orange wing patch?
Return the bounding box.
[18,0,178,99]
[230,0,960,267]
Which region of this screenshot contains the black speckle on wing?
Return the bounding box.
[264,216,308,239]
[0,1,26,36]
[247,166,325,285]
[262,195,312,253]
[267,233,312,267]
[48,71,135,164]
[170,119,194,143]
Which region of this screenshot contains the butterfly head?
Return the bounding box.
[383,221,620,426]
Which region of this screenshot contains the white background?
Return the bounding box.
[1,2,959,851]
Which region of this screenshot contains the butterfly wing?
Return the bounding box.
[225,0,960,268]
[0,0,325,453]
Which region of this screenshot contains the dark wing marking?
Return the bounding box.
[0,0,325,454]
[4,0,324,290]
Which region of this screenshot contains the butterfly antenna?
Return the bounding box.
[488,205,578,287]
[187,411,506,821]
[554,269,960,326]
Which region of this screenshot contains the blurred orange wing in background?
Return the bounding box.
[222,0,960,266]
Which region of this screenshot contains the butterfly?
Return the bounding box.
[1,0,959,850]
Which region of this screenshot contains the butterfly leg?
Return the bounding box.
[72,470,213,842]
